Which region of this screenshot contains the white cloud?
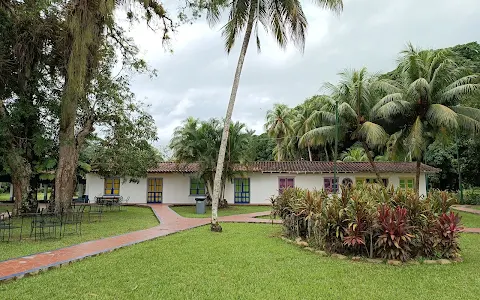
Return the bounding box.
[119,0,480,148]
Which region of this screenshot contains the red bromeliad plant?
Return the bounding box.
[435,211,463,258]
[375,205,415,261]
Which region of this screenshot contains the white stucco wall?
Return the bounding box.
[85,172,428,205]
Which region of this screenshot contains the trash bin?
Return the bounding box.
[195,196,206,214]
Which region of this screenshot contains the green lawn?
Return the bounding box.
[0,204,13,213]
[170,205,271,218]
[0,192,53,202]
[456,211,480,228]
[0,206,158,261]
[1,223,480,299]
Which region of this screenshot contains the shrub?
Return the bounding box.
[461,188,480,205]
[375,205,414,261]
[272,184,464,261]
[435,211,463,258]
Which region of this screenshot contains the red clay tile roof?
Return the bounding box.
[149,161,440,174]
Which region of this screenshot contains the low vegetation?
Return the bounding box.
[0,206,158,261]
[2,224,480,300]
[271,185,462,261]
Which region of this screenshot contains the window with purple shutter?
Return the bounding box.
[323,177,338,193]
[279,178,294,194]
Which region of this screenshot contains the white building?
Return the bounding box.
[85,161,440,205]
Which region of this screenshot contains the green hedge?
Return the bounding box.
[459,188,480,205]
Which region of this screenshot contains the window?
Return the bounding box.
[190,178,206,196]
[399,178,414,190]
[234,178,250,203]
[356,177,389,186]
[279,178,295,194]
[104,178,120,195]
[324,177,339,193]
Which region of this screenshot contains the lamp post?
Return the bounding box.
[333,100,339,193]
[456,131,464,203]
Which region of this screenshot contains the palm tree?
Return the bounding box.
[206,0,343,231]
[340,146,369,162]
[376,44,480,194]
[265,104,294,161]
[292,103,316,161]
[301,68,395,184]
[170,118,252,205]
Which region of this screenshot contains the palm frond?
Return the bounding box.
[440,83,480,104]
[426,104,458,130]
[406,116,425,160]
[353,121,388,149]
[300,125,336,147]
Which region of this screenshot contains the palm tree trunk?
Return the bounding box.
[361,142,385,187]
[276,140,283,161]
[324,145,329,161]
[308,145,313,161]
[415,159,421,196]
[210,2,256,232]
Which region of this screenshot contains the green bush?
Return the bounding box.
[271,185,462,261]
[460,189,480,205]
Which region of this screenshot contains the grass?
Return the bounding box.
[0,206,158,261]
[1,223,480,299]
[0,204,13,213]
[170,205,271,218]
[0,192,53,202]
[456,211,480,228]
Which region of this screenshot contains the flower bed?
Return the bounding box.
[271,185,463,262]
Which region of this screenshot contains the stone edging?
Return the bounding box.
[281,237,463,266]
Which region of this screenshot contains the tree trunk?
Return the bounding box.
[276,140,283,161]
[210,2,256,232]
[361,142,385,187]
[55,1,101,212]
[7,152,32,216]
[308,145,313,161]
[415,159,421,196]
[324,145,329,161]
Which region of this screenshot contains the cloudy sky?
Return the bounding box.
[122,0,480,148]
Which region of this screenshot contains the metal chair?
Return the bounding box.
[61,205,85,236]
[0,211,21,242]
[30,210,61,240]
[88,204,104,223]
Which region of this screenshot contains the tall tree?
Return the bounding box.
[0,0,60,214]
[265,103,293,161]
[378,44,480,194]
[55,0,172,211]
[206,0,343,231]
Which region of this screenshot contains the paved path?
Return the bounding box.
[0,205,278,282]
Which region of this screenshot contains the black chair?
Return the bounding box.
[0,211,21,242]
[30,210,61,240]
[88,204,104,223]
[62,205,85,236]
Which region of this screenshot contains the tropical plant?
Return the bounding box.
[265,104,293,161]
[340,146,369,162]
[376,44,480,194]
[301,68,396,184]
[435,211,463,258]
[375,205,414,261]
[170,117,252,206]
[205,0,343,231]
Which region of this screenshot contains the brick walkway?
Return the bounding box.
[0,204,277,282]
